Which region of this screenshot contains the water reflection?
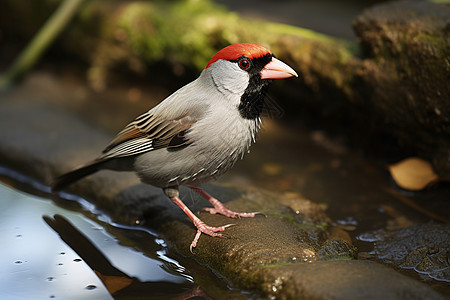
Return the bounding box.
[0,182,196,299]
[0,184,111,299]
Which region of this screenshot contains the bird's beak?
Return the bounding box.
[260,57,298,80]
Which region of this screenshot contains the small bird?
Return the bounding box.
[52,43,297,250]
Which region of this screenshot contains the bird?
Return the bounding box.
[52,43,298,251]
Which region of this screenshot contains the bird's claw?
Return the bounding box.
[202,207,263,219]
[190,223,235,252]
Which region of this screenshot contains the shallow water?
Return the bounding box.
[0,171,220,299]
[0,182,112,300]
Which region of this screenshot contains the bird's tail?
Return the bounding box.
[52,160,103,192]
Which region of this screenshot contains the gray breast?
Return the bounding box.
[133,117,259,188]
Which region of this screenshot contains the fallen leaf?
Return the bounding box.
[388,157,438,191]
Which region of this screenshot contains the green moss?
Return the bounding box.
[91,0,358,74]
[260,262,298,268]
[117,2,161,59]
[416,33,450,56]
[266,210,328,231]
[267,22,335,43]
[112,0,242,69]
[320,256,354,261]
[266,21,357,59]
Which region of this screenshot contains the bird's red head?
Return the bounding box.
[205,43,272,69]
[205,43,297,80]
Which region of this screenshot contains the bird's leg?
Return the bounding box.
[189,186,261,218]
[164,187,233,251]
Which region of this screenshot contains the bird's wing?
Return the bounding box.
[100,112,196,159]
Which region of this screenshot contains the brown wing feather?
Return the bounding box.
[101,112,196,159]
[104,127,146,152]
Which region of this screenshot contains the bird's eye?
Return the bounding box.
[239,58,250,70]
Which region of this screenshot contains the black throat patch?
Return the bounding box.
[237,54,273,120]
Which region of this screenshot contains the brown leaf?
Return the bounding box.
[388,157,438,191]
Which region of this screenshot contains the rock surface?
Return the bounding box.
[352,0,450,175]
[359,223,450,283]
[0,71,447,299]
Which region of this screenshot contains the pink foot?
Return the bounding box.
[169,194,235,251]
[190,221,234,252]
[190,186,262,219]
[202,206,260,218]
